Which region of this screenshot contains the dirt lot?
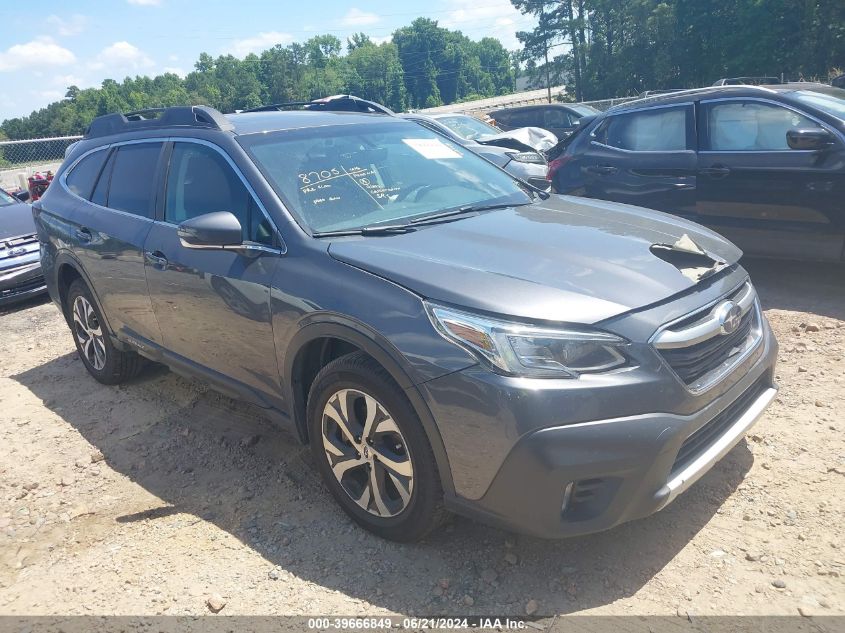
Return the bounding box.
[0,259,843,618]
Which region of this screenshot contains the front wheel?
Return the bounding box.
[307,352,445,541]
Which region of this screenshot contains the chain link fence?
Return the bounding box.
[0,136,82,192]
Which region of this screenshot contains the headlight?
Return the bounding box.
[426,303,628,378]
[507,151,546,164]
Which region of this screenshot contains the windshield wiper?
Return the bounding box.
[409,201,527,226]
[514,177,551,200]
[312,199,533,236]
[311,224,415,238]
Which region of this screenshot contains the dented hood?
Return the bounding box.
[477,126,558,153]
[328,196,742,324]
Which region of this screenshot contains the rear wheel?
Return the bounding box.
[307,352,445,541]
[66,279,145,384]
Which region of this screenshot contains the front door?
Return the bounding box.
[697,98,845,260]
[543,107,577,139]
[581,104,698,219]
[143,140,283,401]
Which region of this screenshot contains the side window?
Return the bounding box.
[508,110,540,127]
[107,143,163,217]
[706,101,817,151]
[66,149,108,199]
[165,142,274,245]
[544,108,572,128]
[594,106,690,151]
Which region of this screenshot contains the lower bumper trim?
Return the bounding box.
[657,386,777,508]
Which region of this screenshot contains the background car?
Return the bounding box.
[549,83,845,262]
[402,113,551,190]
[489,103,601,139]
[1,186,46,306]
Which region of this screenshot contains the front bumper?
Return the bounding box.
[426,315,778,539]
[0,261,46,307]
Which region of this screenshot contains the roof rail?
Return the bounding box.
[242,94,394,115]
[85,105,233,139]
[712,76,781,86]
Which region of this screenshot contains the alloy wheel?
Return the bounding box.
[321,388,414,517]
[72,295,107,371]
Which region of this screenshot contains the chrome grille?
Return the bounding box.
[652,281,763,393]
[0,233,40,262]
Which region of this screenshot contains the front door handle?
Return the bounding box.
[585,164,618,176]
[144,250,168,268]
[699,165,731,178]
[75,227,92,243]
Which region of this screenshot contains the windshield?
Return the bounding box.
[0,189,16,207]
[434,115,501,140]
[239,121,530,234]
[791,88,845,120]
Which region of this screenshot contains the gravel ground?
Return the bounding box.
[0,258,843,618]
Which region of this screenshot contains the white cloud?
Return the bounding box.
[226,32,293,57]
[340,8,381,27]
[46,14,88,37]
[370,35,392,45]
[127,0,162,5]
[439,0,535,50]
[89,41,155,72]
[0,36,76,72]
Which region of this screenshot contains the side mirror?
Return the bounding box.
[177,211,242,249]
[786,127,835,151]
[13,190,30,202]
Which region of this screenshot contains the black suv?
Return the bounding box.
[35,100,777,541]
[549,83,845,261]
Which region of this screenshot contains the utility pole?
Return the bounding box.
[542,2,551,103]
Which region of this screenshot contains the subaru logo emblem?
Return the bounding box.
[715,301,742,335]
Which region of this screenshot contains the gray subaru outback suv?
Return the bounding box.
[33,101,778,541]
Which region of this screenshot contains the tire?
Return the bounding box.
[307,351,446,541]
[66,278,145,385]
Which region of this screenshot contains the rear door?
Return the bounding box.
[65,141,164,344]
[580,104,698,218]
[697,98,845,260]
[143,140,283,402]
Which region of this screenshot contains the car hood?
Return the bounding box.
[0,202,36,240]
[328,196,743,324]
[477,126,558,153]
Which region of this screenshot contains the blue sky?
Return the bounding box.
[0,0,536,122]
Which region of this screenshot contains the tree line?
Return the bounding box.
[513,0,845,101]
[0,18,515,140]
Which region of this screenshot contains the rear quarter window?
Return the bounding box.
[65,149,108,199]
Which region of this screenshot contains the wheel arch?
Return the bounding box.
[53,252,116,338]
[284,316,455,496]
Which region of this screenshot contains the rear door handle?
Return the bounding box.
[75,227,92,243]
[585,164,618,175]
[699,166,731,178]
[144,250,168,268]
